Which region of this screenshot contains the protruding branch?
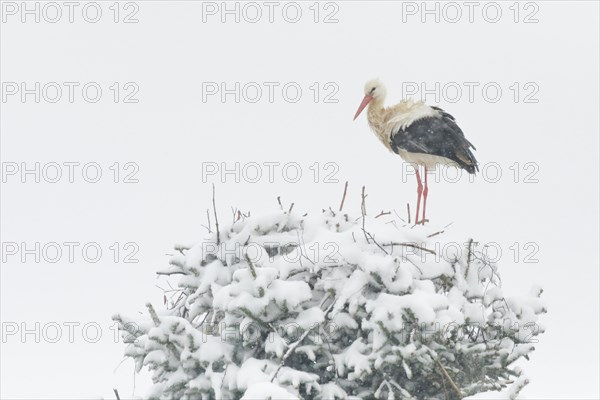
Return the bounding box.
[427,230,444,238]
[271,299,337,383]
[244,254,257,279]
[361,186,370,244]
[465,238,474,278]
[146,302,181,359]
[375,210,391,218]
[434,357,463,399]
[339,181,348,212]
[203,209,212,233]
[383,242,436,255]
[212,184,220,245]
[361,228,388,255]
[361,186,367,216]
[146,302,161,327]
[156,270,189,276]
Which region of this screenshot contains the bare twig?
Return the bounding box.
[375,210,391,219]
[399,255,424,276]
[465,238,474,278]
[438,367,449,400]
[361,228,388,255]
[277,196,283,210]
[220,365,229,390]
[295,230,316,266]
[156,270,188,276]
[427,230,445,238]
[427,223,452,238]
[270,328,313,383]
[196,310,211,330]
[407,203,411,225]
[113,388,121,400]
[271,299,336,383]
[212,184,220,245]
[339,181,349,212]
[434,357,463,399]
[391,209,406,225]
[288,203,294,214]
[206,209,212,233]
[360,186,370,244]
[383,242,436,255]
[360,186,367,216]
[413,218,429,227]
[386,220,399,229]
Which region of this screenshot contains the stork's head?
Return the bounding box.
[353,78,386,120]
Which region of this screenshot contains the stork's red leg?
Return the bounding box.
[414,167,423,224]
[422,166,429,225]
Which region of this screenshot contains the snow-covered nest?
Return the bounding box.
[114,207,545,400]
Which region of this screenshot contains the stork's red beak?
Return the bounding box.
[353,95,373,120]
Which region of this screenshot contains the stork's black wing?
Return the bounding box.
[390,107,479,174]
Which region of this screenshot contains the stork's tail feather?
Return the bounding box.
[464,162,478,174]
[456,147,479,174]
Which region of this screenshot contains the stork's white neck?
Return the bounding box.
[366,100,391,151]
[369,95,386,109]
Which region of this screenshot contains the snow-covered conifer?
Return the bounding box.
[114,201,545,399]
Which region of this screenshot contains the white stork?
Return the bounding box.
[353,78,478,225]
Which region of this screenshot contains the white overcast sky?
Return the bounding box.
[1,1,599,399]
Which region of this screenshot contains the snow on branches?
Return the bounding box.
[113,201,545,400]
